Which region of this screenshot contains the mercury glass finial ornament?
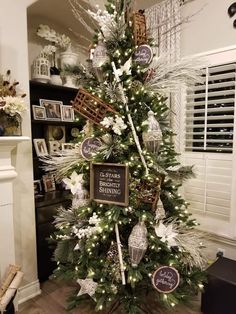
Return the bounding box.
[142,110,162,154]
[128,221,148,267]
[92,36,109,82]
[155,198,166,221]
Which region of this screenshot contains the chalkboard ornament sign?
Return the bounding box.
[133,44,153,65]
[152,266,180,294]
[90,163,129,206]
[81,137,102,160]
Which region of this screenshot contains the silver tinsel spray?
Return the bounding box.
[128,221,148,267]
[142,110,162,154]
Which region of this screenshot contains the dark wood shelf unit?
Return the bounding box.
[30,81,76,282]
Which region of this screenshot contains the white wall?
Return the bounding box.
[0,0,40,300]
[181,0,236,56]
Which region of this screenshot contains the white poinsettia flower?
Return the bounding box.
[62,171,83,195]
[100,116,114,128]
[112,116,127,135]
[154,221,178,247]
[116,58,132,77]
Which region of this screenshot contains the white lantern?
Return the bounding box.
[32,53,50,83]
[142,111,162,154]
[128,221,148,267]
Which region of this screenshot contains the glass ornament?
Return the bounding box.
[155,198,166,221]
[142,110,162,154]
[128,221,148,267]
[92,40,109,82]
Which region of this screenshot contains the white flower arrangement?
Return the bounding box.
[41,44,57,56]
[100,115,127,135]
[0,71,27,117]
[37,24,71,49]
[0,96,27,116]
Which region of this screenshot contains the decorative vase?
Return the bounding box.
[60,44,78,68]
[50,75,62,86]
[32,53,51,83]
[0,111,22,136]
[63,76,76,88]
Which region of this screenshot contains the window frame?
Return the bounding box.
[178,46,236,238]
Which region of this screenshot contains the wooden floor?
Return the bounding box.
[18,280,202,314]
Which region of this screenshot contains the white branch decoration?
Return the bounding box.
[145,56,206,94]
[112,61,149,176]
[40,148,83,181]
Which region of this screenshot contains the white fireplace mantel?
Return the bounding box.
[0,136,30,181]
[0,136,30,280]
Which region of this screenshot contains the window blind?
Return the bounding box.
[185,63,236,153]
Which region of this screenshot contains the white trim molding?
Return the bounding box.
[0,136,30,279]
[18,280,41,304]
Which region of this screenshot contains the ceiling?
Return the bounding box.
[27,0,158,53]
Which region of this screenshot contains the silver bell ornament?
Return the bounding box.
[142,110,162,154]
[92,37,109,82]
[128,221,148,267]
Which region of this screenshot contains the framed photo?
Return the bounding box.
[33,180,42,195]
[61,143,75,150]
[40,99,63,120]
[33,138,48,156]
[61,105,74,122]
[42,174,56,192]
[90,163,129,206]
[32,105,46,120]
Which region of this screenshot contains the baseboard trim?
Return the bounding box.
[208,233,236,247]
[18,280,41,304]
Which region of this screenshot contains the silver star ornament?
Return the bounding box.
[77,278,98,300]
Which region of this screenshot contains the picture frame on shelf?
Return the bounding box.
[42,174,56,192]
[40,99,62,120]
[32,105,46,120]
[61,105,74,122]
[34,180,42,195]
[61,143,75,150]
[33,138,48,156]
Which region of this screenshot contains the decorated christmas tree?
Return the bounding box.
[43,1,206,313]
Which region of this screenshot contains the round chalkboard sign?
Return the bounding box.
[152,266,180,294]
[81,137,102,160]
[133,44,153,65]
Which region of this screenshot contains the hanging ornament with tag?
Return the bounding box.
[92,37,109,82]
[128,221,148,267]
[142,111,162,154]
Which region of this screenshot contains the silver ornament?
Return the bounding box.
[155,198,166,221]
[77,278,98,300]
[92,40,109,83]
[128,221,148,267]
[142,111,162,154]
[92,41,109,68]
